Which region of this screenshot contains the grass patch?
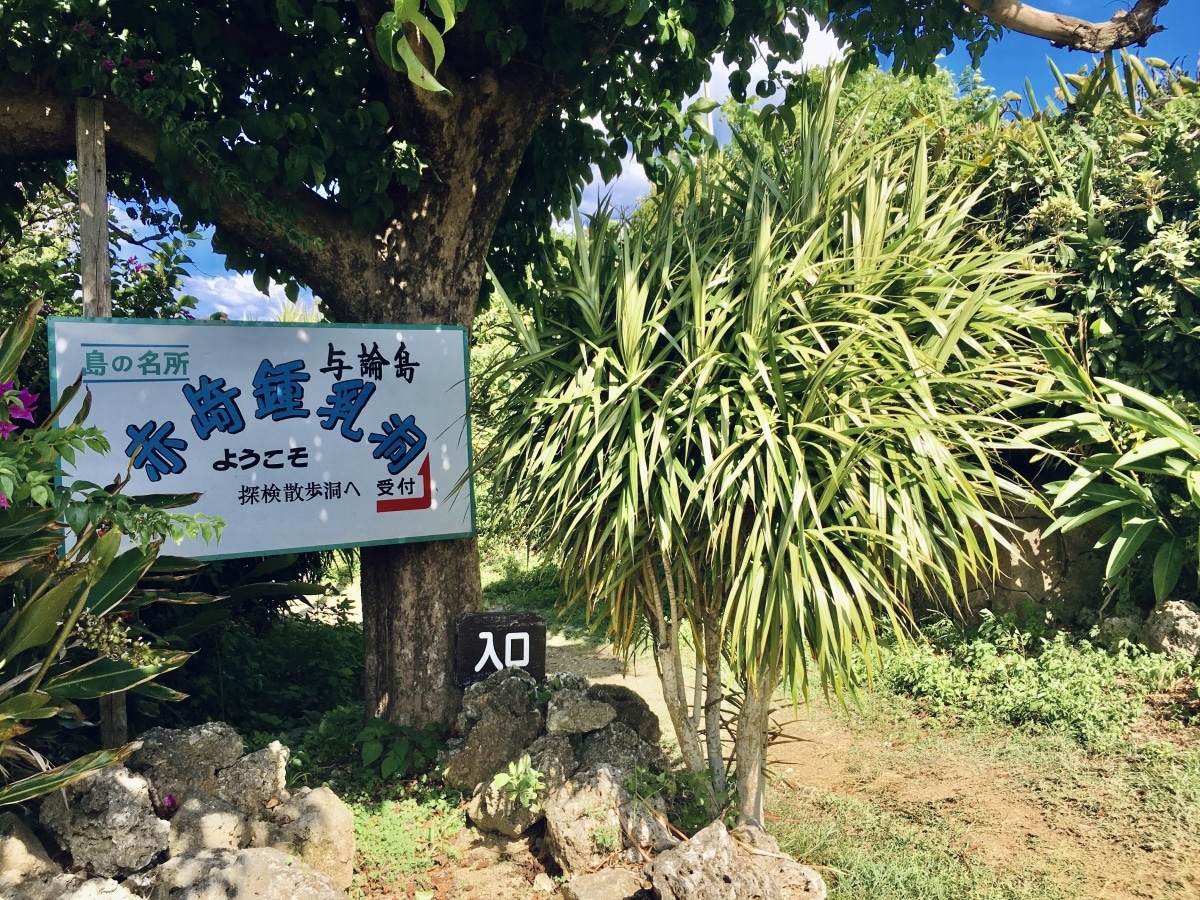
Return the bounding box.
[482,555,596,637]
[769,787,1067,900]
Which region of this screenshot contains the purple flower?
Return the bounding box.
[0,381,12,396]
[162,794,177,810]
[0,421,16,440]
[84,25,96,38]
[17,387,38,409]
[101,59,115,71]
[179,310,196,321]
[134,263,148,274]
[122,56,133,67]
[144,72,155,83]
[0,493,9,509]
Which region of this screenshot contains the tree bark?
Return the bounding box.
[701,601,726,793]
[361,538,482,726]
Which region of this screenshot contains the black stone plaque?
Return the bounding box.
[454,610,547,688]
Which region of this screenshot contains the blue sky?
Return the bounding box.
[153,4,1195,320]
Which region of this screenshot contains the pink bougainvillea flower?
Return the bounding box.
[101,59,115,71]
[0,493,9,509]
[122,56,133,67]
[0,381,12,396]
[144,73,156,83]
[0,421,17,440]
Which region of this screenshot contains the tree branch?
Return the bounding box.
[0,81,372,319]
[964,0,1168,52]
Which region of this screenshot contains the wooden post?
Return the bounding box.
[77,97,126,746]
[76,97,110,318]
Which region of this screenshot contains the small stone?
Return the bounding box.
[214,742,289,816]
[533,871,557,893]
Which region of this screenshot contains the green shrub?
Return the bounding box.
[154,614,363,735]
[884,613,1187,750]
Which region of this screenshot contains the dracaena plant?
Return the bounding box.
[0,298,222,806]
[481,62,1070,827]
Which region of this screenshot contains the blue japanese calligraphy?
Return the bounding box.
[184,375,246,439]
[368,413,427,475]
[125,420,188,482]
[252,358,311,421]
[317,379,376,442]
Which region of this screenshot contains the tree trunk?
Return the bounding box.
[361,537,482,727]
[734,669,776,827]
[646,560,706,775]
[702,603,726,793]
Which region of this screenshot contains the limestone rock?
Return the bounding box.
[169,791,248,857]
[547,689,617,735]
[128,722,243,800]
[580,722,665,776]
[59,877,143,899]
[561,867,646,900]
[730,824,826,900]
[1097,614,1143,649]
[544,765,676,878]
[646,821,777,900]
[525,733,577,792]
[148,847,341,900]
[261,785,354,893]
[443,705,542,792]
[213,742,289,817]
[544,672,591,693]
[1142,600,1200,657]
[0,811,59,880]
[7,872,88,900]
[458,667,538,731]
[40,765,169,878]
[467,781,543,838]
[587,684,661,745]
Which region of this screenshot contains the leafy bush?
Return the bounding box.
[152,613,364,735]
[356,718,443,782]
[0,299,218,804]
[624,765,730,836]
[884,613,1187,750]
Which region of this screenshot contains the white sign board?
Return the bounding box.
[49,318,474,559]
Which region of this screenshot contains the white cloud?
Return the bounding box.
[183,271,296,320]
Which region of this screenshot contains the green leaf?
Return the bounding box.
[361,739,383,766]
[380,751,400,779]
[1153,537,1185,603]
[0,574,87,666]
[0,745,136,807]
[41,652,191,699]
[87,544,160,617]
[1105,517,1160,582]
